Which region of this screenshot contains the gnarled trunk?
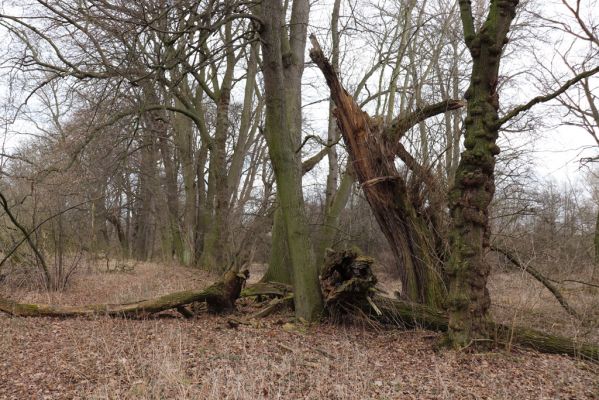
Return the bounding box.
[309,39,463,308]
[446,0,519,347]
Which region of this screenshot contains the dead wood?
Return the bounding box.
[320,249,599,362]
[320,248,378,309]
[0,269,250,318]
[490,245,579,318]
[371,295,599,361]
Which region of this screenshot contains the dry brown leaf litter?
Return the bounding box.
[0,262,597,399]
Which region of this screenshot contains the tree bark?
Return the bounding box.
[309,37,462,308]
[257,0,324,320]
[447,0,519,347]
[200,24,235,273]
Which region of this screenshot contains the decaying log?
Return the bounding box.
[0,269,249,317]
[320,249,378,309]
[370,296,599,361]
[240,281,292,298]
[320,249,599,362]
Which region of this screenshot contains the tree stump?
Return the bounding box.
[320,249,378,314]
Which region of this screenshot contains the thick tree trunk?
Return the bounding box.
[257,0,324,320]
[200,78,233,273]
[262,207,292,284]
[447,0,519,347]
[309,38,462,308]
[172,98,197,266]
[132,128,158,261]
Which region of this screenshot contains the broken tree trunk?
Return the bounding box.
[319,250,599,362]
[0,269,249,318]
[320,249,378,310]
[309,36,463,308]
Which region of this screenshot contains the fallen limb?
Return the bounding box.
[0,269,249,317]
[0,271,294,319]
[321,249,599,362]
[250,295,294,319]
[241,281,292,298]
[490,245,579,318]
[369,295,599,361]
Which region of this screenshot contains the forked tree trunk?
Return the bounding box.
[257,0,323,320]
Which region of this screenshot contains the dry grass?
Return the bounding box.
[489,268,599,344]
[0,261,598,399]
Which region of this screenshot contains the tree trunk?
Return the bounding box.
[132,126,158,261]
[594,206,599,266]
[200,69,234,273]
[257,0,324,321]
[172,98,197,266]
[309,39,462,308]
[0,268,248,317]
[446,0,519,347]
[262,207,292,284]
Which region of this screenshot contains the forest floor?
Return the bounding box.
[0,261,598,399]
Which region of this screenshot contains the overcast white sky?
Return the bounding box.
[0,0,597,191]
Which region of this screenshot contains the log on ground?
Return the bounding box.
[0,269,249,318]
[320,249,599,362]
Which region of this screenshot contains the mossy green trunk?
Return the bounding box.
[262,207,292,284]
[447,0,519,346]
[258,0,323,321]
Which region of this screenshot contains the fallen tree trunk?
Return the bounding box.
[0,269,249,318]
[368,296,599,361]
[320,249,599,362]
[1,254,597,362]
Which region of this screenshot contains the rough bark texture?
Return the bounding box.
[319,250,599,362]
[447,0,519,347]
[320,249,378,308]
[595,207,599,266]
[309,37,463,308]
[0,269,249,318]
[262,207,292,284]
[257,0,323,320]
[200,38,234,272]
